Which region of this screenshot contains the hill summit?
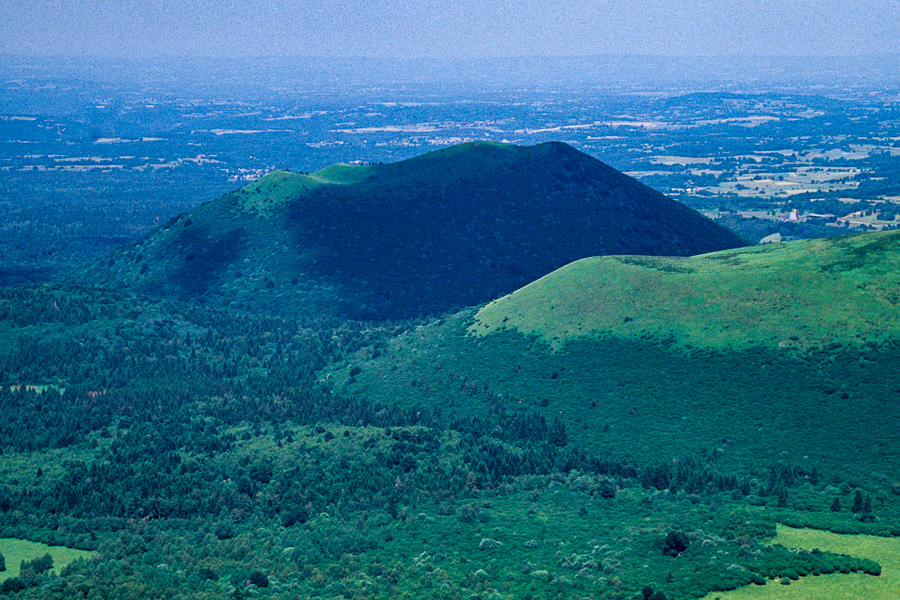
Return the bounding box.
[79,141,745,319]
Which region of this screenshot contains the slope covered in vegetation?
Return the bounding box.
[78,141,745,319]
[333,230,900,493]
[0,280,889,600]
[8,168,900,600]
[471,229,900,350]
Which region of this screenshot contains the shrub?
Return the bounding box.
[459,503,478,523]
[0,578,25,594]
[21,553,53,575]
[248,571,269,588]
[663,531,690,557]
[214,519,236,540]
[598,480,616,499]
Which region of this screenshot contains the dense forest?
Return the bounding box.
[0,284,889,599]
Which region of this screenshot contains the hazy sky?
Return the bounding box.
[2,0,899,59]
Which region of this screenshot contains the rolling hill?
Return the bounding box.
[77,141,745,319]
[7,222,900,600]
[0,281,888,600]
[330,229,900,481]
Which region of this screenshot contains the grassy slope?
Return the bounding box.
[331,230,900,481]
[0,539,92,582]
[471,230,900,350]
[701,526,900,599]
[76,141,745,320]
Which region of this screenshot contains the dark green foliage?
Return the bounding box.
[641,586,667,600]
[598,479,617,499]
[0,578,25,595]
[776,486,789,508]
[20,553,53,576]
[79,142,744,320]
[0,284,893,600]
[662,531,690,557]
[214,520,236,541]
[166,225,247,298]
[349,312,900,487]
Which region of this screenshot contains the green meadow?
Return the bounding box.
[235,164,377,214]
[0,539,92,581]
[471,230,900,350]
[701,526,900,600]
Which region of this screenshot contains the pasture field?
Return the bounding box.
[0,539,92,581]
[701,526,900,600]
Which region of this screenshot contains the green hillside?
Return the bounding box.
[6,233,900,599]
[0,282,889,600]
[15,151,900,600]
[77,141,745,319]
[471,229,900,350]
[332,230,900,480]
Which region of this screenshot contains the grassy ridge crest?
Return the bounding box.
[470,230,900,350]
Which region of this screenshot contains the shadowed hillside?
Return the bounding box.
[7,233,900,600]
[78,141,745,319]
[330,230,900,479]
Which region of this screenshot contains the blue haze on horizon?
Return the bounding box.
[1,0,898,60]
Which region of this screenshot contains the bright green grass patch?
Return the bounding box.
[311,163,377,185]
[238,170,325,212]
[470,230,900,350]
[0,539,93,581]
[230,164,377,214]
[701,525,900,600]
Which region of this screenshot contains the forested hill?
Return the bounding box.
[77,141,745,320]
[331,229,900,478]
[0,282,885,600]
